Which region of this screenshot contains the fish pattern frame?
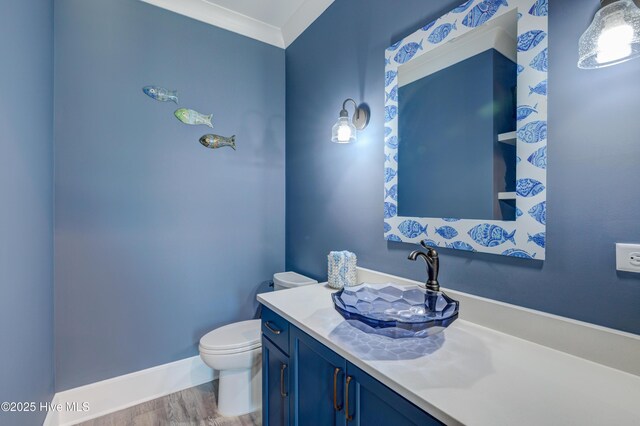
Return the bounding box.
[384,0,548,260]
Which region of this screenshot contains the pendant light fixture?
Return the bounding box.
[331,99,369,144]
[578,0,640,69]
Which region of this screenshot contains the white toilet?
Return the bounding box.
[199,272,317,417]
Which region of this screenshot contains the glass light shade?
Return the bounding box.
[578,0,640,69]
[331,115,357,144]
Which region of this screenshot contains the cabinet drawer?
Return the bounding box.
[262,306,290,354]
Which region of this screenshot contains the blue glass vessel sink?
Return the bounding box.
[332,283,459,338]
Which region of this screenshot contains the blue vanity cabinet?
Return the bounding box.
[261,307,443,426]
[262,335,290,426]
[290,326,347,426]
[344,363,443,426]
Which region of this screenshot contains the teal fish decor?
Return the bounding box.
[174,108,213,128]
[142,86,178,103]
[199,134,236,150]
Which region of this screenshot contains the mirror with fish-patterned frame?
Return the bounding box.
[384,0,547,260]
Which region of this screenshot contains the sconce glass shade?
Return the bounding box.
[578,0,640,69]
[331,114,357,144]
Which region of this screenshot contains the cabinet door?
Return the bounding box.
[263,336,290,426]
[290,326,347,426]
[344,363,443,426]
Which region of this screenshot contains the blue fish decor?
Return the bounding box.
[527,232,546,248]
[385,184,398,201]
[384,202,398,218]
[435,226,459,239]
[502,249,536,259]
[529,48,549,72]
[528,201,546,225]
[468,224,516,247]
[199,134,235,150]
[143,86,178,103]
[421,21,436,32]
[394,40,424,64]
[516,104,538,121]
[527,146,547,169]
[517,121,547,143]
[387,40,402,51]
[385,71,398,87]
[452,0,475,13]
[516,178,545,197]
[529,0,548,16]
[382,0,547,259]
[385,105,398,122]
[517,30,546,52]
[386,86,398,102]
[529,80,548,96]
[421,239,440,248]
[445,241,475,251]
[385,136,399,149]
[398,220,428,238]
[428,21,457,44]
[462,0,509,28]
[384,167,397,183]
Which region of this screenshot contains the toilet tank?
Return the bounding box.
[273,271,317,291]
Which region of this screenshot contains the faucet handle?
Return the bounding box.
[420,240,439,257]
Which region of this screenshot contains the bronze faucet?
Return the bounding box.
[408,240,440,292]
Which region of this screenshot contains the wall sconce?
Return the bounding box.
[578,0,640,69]
[331,98,369,144]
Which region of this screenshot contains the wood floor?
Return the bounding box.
[78,381,261,426]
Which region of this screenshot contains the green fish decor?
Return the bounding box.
[199,134,236,150]
[174,108,213,128]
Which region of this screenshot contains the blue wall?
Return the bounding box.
[398,49,516,220]
[285,0,640,334]
[55,0,285,390]
[0,0,55,424]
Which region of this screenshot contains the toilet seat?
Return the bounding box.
[199,319,261,355]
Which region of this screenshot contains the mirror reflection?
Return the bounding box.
[397,10,518,221]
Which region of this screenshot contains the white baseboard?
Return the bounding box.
[42,394,60,426]
[44,355,216,426]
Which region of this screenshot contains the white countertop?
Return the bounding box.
[257,281,640,426]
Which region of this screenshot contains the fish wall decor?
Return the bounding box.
[199,134,236,150]
[143,86,179,103]
[175,108,213,128]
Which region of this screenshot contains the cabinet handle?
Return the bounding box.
[280,364,288,397]
[264,321,282,335]
[333,367,343,411]
[345,375,354,421]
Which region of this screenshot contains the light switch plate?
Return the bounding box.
[616,244,640,273]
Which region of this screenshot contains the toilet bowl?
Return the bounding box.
[199,320,262,416]
[199,272,317,417]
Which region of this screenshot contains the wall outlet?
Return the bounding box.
[616,244,640,273]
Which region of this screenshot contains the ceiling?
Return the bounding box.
[140,0,334,48]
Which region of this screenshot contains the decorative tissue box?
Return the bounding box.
[328,251,357,289]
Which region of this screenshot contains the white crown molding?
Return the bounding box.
[141,0,285,48]
[140,0,334,49]
[281,0,334,47]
